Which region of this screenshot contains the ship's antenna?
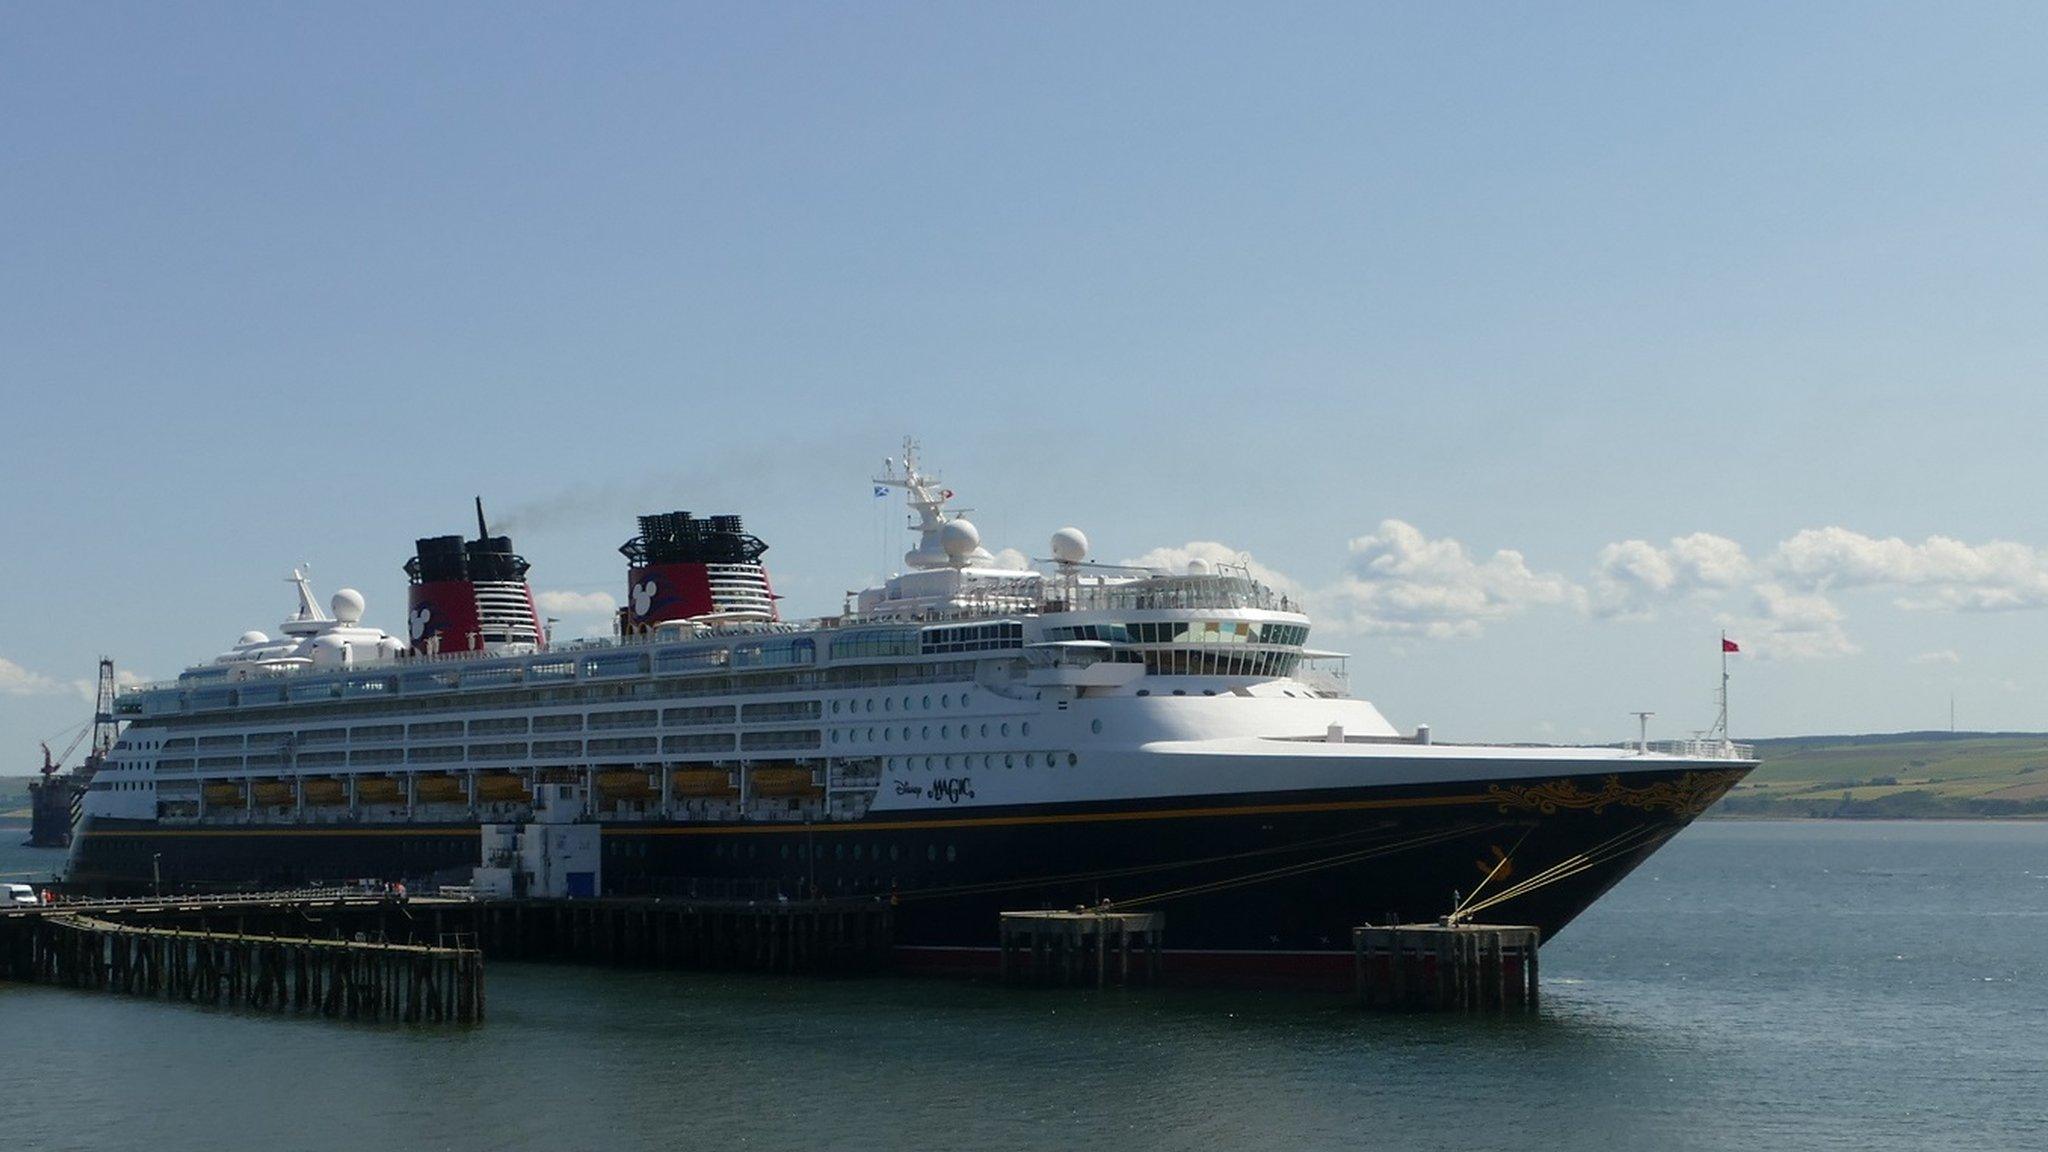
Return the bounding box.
[476,496,490,540]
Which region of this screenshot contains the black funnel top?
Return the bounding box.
[620,511,768,566]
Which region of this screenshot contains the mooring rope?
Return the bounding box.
[1448,823,1537,922]
[1456,822,1668,920]
[1103,822,1504,911]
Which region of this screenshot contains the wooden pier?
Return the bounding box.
[1352,922,1540,1012]
[998,909,1164,987]
[0,906,483,1024]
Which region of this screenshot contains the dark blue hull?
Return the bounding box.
[66,764,1747,978]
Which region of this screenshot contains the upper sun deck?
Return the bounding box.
[113,568,1324,720]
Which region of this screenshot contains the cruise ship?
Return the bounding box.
[69,443,1755,982]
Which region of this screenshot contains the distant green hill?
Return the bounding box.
[0,774,34,822]
[1715,732,2048,818]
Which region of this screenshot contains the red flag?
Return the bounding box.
[1722,638,1740,653]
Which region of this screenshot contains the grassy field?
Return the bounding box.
[1716,732,2048,818]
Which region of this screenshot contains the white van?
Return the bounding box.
[3,883,39,907]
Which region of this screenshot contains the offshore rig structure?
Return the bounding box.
[24,658,119,848]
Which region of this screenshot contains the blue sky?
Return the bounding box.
[5,3,2048,756]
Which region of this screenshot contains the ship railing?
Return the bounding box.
[1640,739,1756,761]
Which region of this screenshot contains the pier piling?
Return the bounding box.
[1352,923,1540,1012]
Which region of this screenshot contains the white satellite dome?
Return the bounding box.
[1050,527,1089,564]
[237,630,270,646]
[939,518,981,562]
[1186,557,1213,575]
[331,588,366,624]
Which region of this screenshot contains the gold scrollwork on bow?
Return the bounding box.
[1486,769,1745,818]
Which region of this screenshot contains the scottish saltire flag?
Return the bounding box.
[874,486,890,498]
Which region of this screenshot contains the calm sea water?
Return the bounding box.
[3,820,2044,1152]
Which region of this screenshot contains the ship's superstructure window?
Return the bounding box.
[920,622,1024,654]
[829,629,920,660]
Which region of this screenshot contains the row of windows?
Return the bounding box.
[140,662,973,732]
[889,751,1074,771]
[832,691,975,715]
[1142,650,1302,677]
[828,629,921,661]
[833,719,1034,745]
[921,621,1025,654]
[1124,620,1308,646]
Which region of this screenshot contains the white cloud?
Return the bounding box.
[1593,533,1752,618]
[0,656,70,697]
[1726,582,1857,660]
[986,547,1032,571]
[1772,528,2048,612]
[1324,519,1583,639]
[1911,649,1962,665]
[534,590,619,618]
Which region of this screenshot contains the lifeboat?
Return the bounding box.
[597,769,656,801]
[415,774,465,803]
[251,779,295,806]
[302,777,348,805]
[355,776,405,804]
[202,781,246,808]
[475,772,530,802]
[671,768,738,797]
[748,765,822,797]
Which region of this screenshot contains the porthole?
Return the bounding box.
[980,723,989,738]
[922,695,931,709]
[1000,723,1011,737]
[941,694,951,709]
[946,756,957,770]
[1090,719,1103,734]
[864,699,875,713]
[946,845,957,863]
[1068,753,1079,766]
[1021,722,1032,737]
[926,845,937,862]
[1005,754,1015,768]
[889,844,900,861]
[941,725,951,739]
[853,844,864,860]
[885,727,895,741]
[1026,753,1037,768]
[830,730,840,744]
[867,727,876,740]
[903,696,912,710]
[922,726,930,740]
[832,700,842,715]
[780,844,790,859]
[1137,689,1151,697]
[885,697,894,712]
